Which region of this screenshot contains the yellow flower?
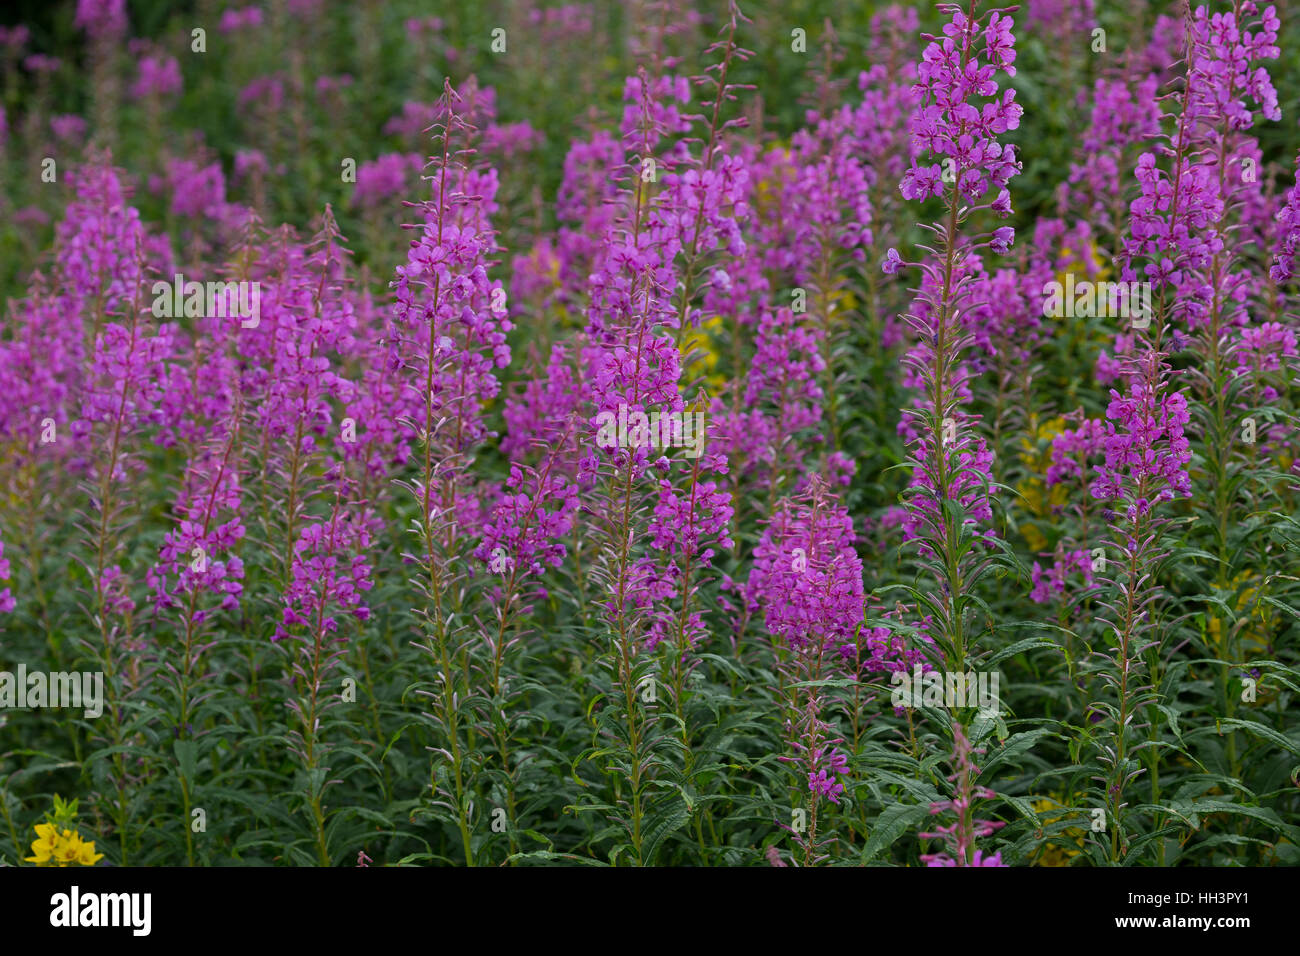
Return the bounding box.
[1014,417,1069,527]
[681,314,728,392]
[1058,240,1110,282]
[1021,522,1047,554]
[53,829,83,866]
[1031,796,1086,867]
[825,287,858,324]
[752,150,796,212]
[76,837,104,867]
[1206,570,1272,658]
[25,823,58,864]
[1017,416,1067,470]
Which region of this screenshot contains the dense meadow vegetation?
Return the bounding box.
[1,0,1299,868]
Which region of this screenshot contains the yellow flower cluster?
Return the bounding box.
[25,823,104,867]
[1205,570,1274,663]
[1015,416,1069,552]
[1058,241,1110,283]
[680,313,729,393]
[1031,796,1085,867]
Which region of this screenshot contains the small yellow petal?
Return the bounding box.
[54,837,81,863]
[77,840,103,866]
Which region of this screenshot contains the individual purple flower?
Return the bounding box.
[900,163,943,201]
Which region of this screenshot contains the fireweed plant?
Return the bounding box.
[877,0,1024,862]
[0,0,1298,868]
